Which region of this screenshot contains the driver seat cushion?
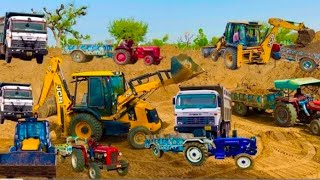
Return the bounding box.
[21,138,40,151]
[308,101,320,111]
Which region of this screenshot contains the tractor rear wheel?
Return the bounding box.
[310,119,320,135]
[184,142,208,166]
[224,47,238,70]
[233,102,248,116]
[144,55,154,65]
[235,153,254,170]
[113,49,131,65]
[88,163,101,179]
[69,113,103,141]
[127,126,151,149]
[299,57,317,73]
[274,103,297,127]
[71,50,87,63]
[71,149,85,172]
[117,160,129,176]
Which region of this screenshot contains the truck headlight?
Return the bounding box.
[177,121,183,125]
[208,120,215,124]
[104,153,107,157]
[119,152,122,156]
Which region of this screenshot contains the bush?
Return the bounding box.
[193,28,209,48]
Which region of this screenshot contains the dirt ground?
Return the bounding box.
[0,45,320,179]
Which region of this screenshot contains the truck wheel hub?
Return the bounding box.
[187,147,202,162]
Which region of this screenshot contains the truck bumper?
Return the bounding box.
[174,125,218,133]
[1,111,33,123]
[8,48,48,56]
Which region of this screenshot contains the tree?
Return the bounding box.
[193,28,208,48]
[260,22,297,44]
[177,32,194,49]
[211,36,220,45]
[39,3,90,47]
[108,18,148,43]
[151,34,169,46]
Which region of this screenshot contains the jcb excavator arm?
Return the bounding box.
[33,57,72,134]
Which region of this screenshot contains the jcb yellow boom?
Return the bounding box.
[34,54,203,149]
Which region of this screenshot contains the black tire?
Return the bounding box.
[224,47,238,70]
[37,96,57,118]
[117,160,129,176]
[88,163,101,179]
[211,49,219,61]
[235,153,254,170]
[233,102,248,116]
[144,55,154,65]
[310,119,320,135]
[85,55,94,62]
[299,58,317,73]
[71,149,85,172]
[183,142,208,166]
[253,108,266,114]
[36,55,44,64]
[274,103,297,127]
[69,113,103,141]
[71,50,86,63]
[127,126,151,149]
[5,49,12,63]
[152,145,164,158]
[113,49,131,65]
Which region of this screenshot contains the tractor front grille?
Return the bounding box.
[110,152,118,164]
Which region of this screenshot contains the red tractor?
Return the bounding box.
[113,44,163,65]
[71,139,129,179]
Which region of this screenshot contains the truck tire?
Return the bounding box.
[37,96,57,118]
[71,50,86,63]
[71,149,85,172]
[235,153,254,170]
[299,57,317,73]
[152,145,164,158]
[113,49,131,65]
[144,55,154,65]
[36,55,44,64]
[184,142,208,166]
[88,163,101,179]
[5,49,12,63]
[274,103,297,127]
[233,102,248,116]
[69,113,103,141]
[309,119,320,135]
[224,47,238,70]
[85,55,94,62]
[127,126,151,149]
[211,49,219,61]
[117,160,129,176]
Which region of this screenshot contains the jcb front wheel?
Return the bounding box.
[224,47,238,70]
[127,126,151,149]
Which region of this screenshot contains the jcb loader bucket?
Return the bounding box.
[297,28,315,46]
[0,151,56,178]
[171,54,204,83]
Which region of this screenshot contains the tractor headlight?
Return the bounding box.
[104,153,107,157]
[119,152,122,156]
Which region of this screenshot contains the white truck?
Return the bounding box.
[173,85,232,138]
[0,12,48,64]
[0,82,33,124]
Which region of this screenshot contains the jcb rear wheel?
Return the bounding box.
[224,47,238,70]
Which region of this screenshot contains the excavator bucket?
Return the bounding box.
[171,54,204,83]
[297,28,315,46]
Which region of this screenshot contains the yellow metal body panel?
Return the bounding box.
[72,71,123,77]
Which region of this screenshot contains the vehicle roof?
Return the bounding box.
[72,71,123,77]
[274,77,320,90]
[178,90,218,95]
[6,12,45,18]
[228,21,261,26]
[0,82,31,87]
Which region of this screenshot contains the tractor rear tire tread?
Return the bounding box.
[274,103,297,127]
[183,142,208,166]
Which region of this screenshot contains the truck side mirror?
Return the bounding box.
[172,97,175,105]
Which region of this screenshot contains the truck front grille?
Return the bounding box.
[3,105,32,112]
[11,40,46,49]
[110,152,118,164]
[177,116,214,125]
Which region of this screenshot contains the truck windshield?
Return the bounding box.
[3,89,32,99]
[12,21,46,33]
[176,94,217,109]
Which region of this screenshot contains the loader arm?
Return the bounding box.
[33,57,72,133]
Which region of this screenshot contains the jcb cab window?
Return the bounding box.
[88,77,104,107]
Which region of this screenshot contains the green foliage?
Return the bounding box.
[108,18,148,43]
[259,22,298,44]
[151,34,169,46]
[211,36,220,46]
[193,28,208,48]
[42,3,90,47]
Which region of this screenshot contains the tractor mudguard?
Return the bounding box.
[183,138,216,149]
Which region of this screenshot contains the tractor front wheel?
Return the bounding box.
[310,119,320,135]
[127,126,151,149]
[117,160,129,176]
[224,47,238,70]
[144,55,154,65]
[235,153,254,170]
[184,142,208,166]
[114,49,131,65]
[71,149,85,172]
[274,103,297,127]
[88,163,101,179]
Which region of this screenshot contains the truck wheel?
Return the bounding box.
[235,153,254,170]
[233,102,248,116]
[5,49,12,63]
[211,49,219,61]
[274,103,297,127]
[224,47,238,70]
[310,119,320,135]
[85,55,94,62]
[88,163,101,179]
[299,57,317,73]
[117,160,129,176]
[152,145,164,158]
[127,126,151,149]
[71,50,86,63]
[71,149,85,172]
[36,55,44,64]
[37,96,57,118]
[144,55,154,65]
[113,49,131,65]
[184,142,208,166]
[69,113,103,141]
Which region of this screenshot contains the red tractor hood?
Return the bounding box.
[94,145,119,153]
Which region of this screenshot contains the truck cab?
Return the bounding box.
[173,86,232,138]
[0,82,33,123]
[0,12,48,64]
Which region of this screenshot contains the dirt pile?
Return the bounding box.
[286,31,320,53]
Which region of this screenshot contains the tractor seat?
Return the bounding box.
[308,101,320,111]
[21,138,40,151]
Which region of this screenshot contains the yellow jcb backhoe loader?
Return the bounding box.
[33,54,204,148]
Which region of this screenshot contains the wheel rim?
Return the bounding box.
[75,121,92,139]
[303,61,313,70]
[133,132,146,145]
[311,122,319,134]
[74,53,81,62]
[226,52,232,64]
[71,154,77,168]
[237,156,251,169]
[236,104,245,114]
[153,146,159,156]
[118,168,124,174]
[117,53,126,62]
[89,167,96,178]
[186,147,202,163]
[276,107,289,123]
[145,57,151,64]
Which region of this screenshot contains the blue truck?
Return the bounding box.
[0,118,56,178]
[62,44,113,63]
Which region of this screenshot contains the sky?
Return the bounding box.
[1,0,319,45]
